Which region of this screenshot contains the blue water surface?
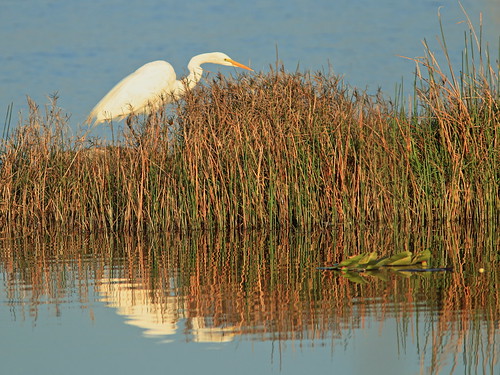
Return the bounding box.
[2,271,490,375]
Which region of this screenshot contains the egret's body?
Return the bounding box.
[88,52,252,124]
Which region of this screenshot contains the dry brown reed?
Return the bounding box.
[0,15,498,233]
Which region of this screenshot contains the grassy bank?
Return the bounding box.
[0,19,498,233]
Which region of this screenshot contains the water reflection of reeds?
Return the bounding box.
[1,223,498,372]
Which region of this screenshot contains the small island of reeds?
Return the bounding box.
[1,17,498,234]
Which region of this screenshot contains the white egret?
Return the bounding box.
[88,52,252,124]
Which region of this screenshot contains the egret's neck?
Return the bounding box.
[174,55,206,98]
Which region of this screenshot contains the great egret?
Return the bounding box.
[88,52,253,124]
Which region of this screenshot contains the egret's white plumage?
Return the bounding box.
[88,52,252,124]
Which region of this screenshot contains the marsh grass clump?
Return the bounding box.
[404,9,500,224]
[175,70,419,229]
[0,16,498,233]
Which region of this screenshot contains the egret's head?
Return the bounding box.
[205,52,253,71]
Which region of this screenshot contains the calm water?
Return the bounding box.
[1,1,499,137]
[1,227,498,375]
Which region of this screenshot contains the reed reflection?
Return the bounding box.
[1,223,498,373]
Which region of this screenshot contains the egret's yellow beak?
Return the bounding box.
[228,59,253,71]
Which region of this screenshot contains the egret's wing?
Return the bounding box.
[89,60,176,123]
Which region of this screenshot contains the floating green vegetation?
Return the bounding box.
[320,249,432,270]
[318,250,454,283]
[318,250,458,284]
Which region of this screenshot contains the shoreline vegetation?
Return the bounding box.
[0,15,498,234]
